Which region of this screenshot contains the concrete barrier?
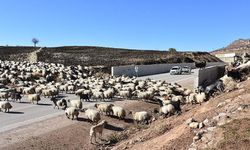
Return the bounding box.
[193,65,225,89]
[111,62,225,77]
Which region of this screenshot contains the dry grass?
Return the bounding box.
[217,118,250,150]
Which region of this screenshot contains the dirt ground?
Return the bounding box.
[1,80,250,150]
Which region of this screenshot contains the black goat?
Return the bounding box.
[11,91,22,102]
[79,93,90,101]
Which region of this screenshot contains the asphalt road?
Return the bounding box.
[0,94,95,133]
[138,69,199,89]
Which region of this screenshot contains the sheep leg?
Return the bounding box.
[90,135,93,144]
[65,113,69,119]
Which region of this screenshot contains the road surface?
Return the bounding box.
[138,69,198,89]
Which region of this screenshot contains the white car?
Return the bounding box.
[170,66,182,75]
[181,66,191,74]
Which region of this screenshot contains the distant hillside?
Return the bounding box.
[0,46,221,68]
[212,39,250,54]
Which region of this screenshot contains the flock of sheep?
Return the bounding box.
[0,59,248,144]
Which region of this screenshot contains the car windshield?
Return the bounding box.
[171,67,179,70]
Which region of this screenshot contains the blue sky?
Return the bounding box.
[0,0,249,51]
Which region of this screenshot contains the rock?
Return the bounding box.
[186,118,195,125]
[189,122,199,129]
[213,113,229,122]
[207,127,216,132]
[225,99,232,103]
[218,113,227,117]
[199,122,205,129]
[193,135,201,142]
[203,118,210,126]
[217,102,226,107]
[188,148,197,150]
[238,89,245,93]
[196,130,206,137]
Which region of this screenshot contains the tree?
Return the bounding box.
[168,48,177,53]
[32,38,39,47]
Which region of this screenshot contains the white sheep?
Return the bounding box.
[156,104,175,117]
[83,108,101,123]
[94,103,114,115]
[89,120,107,144]
[65,107,79,120]
[0,101,12,112]
[195,92,206,104]
[111,105,126,120]
[119,90,132,99]
[68,99,82,109]
[129,111,152,124]
[103,88,115,99]
[27,94,41,104]
[92,91,104,100]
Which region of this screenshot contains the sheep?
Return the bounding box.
[195,92,206,104]
[27,94,41,104]
[103,88,115,99]
[82,108,101,123]
[170,95,184,104]
[220,75,237,92]
[42,89,52,98]
[0,92,10,101]
[119,90,132,99]
[187,93,197,104]
[75,89,85,95]
[65,107,79,120]
[110,105,126,120]
[155,104,175,117]
[79,93,90,101]
[89,120,107,144]
[23,87,35,95]
[137,91,154,100]
[94,103,114,115]
[10,91,22,102]
[129,111,152,125]
[67,85,75,93]
[183,89,192,96]
[51,97,67,109]
[68,99,82,109]
[0,101,12,112]
[92,91,104,100]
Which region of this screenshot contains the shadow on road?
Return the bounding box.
[19,101,30,104]
[105,123,124,131]
[77,117,90,122]
[37,103,52,106]
[8,111,24,114]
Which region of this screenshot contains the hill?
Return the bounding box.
[212,39,250,54]
[0,46,221,67]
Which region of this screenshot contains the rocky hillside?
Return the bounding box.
[212,39,250,54]
[0,46,221,68]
